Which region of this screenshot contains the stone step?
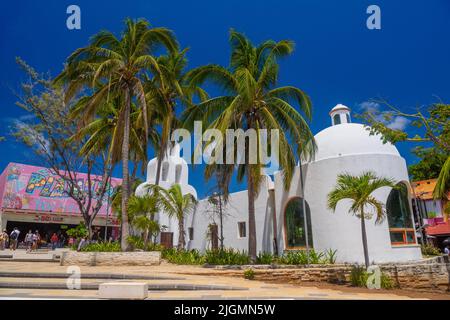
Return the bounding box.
[0,258,58,263]
[0,272,183,280]
[0,281,247,291]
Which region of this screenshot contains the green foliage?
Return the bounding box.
[80,242,121,252]
[421,244,441,256]
[350,266,395,289]
[276,249,336,265]
[256,252,275,264]
[324,249,338,264]
[66,223,88,239]
[426,212,437,219]
[408,147,448,181]
[161,248,206,265]
[243,268,255,280]
[350,266,369,287]
[126,235,164,251]
[204,248,250,265]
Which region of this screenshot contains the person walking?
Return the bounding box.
[59,233,66,248]
[31,230,40,252]
[0,230,8,250]
[444,245,450,256]
[50,233,58,250]
[9,228,20,251]
[24,230,33,252]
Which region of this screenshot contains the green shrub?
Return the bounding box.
[324,249,338,264]
[80,242,121,252]
[162,248,205,265]
[244,268,255,280]
[256,252,275,264]
[350,266,368,287]
[421,244,441,256]
[66,223,88,239]
[126,235,164,251]
[350,265,395,289]
[204,248,250,265]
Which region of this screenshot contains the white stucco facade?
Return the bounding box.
[136,104,422,264]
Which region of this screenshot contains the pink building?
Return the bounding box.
[0,163,121,241]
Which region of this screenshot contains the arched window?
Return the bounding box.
[161,162,170,181]
[333,114,341,125]
[284,197,313,249]
[386,183,416,245]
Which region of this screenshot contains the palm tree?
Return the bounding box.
[127,195,160,248]
[144,49,208,185]
[55,18,178,250]
[147,184,197,250]
[183,30,315,262]
[327,171,395,268]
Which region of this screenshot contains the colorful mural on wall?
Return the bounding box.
[0,163,121,215]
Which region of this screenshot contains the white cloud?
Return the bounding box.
[359,101,410,131]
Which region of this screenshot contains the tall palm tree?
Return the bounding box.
[55,18,178,250]
[183,30,315,261]
[327,171,395,268]
[144,49,208,185]
[127,194,160,248]
[147,184,197,250]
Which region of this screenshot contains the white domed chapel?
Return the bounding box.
[137,104,422,264]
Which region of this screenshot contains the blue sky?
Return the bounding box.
[1,0,449,198]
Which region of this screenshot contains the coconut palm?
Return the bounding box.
[127,195,160,248]
[55,18,178,250]
[144,49,208,185]
[183,30,315,261]
[146,184,197,250]
[327,171,395,268]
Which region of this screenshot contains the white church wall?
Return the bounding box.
[274,154,422,264]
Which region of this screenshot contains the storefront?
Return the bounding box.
[0,162,121,244]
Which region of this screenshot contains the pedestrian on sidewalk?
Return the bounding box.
[25,230,33,252]
[0,230,8,250]
[50,233,58,250]
[31,230,40,251]
[9,228,20,251]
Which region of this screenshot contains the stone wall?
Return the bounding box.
[60,251,161,266]
[205,260,450,293]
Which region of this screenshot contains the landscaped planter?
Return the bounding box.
[60,251,161,266]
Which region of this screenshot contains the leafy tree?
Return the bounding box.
[183,30,315,262]
[55,18,178,250]
[127,194,160,248]
[408,146,448,181]
[147,184,197,250]
[359,101,450,198]
[327,171,395,268]
[13,59,114,238]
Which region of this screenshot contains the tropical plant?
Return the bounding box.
[80,241,121,252]
[243,268,255,280]
[349,265,395,289]
[127,194,160,248]
[147,184,197,250]
[66,223,89,240]
[421,243,441,256]
[256,252,275,264]
[327,171,395,268]
[204,248,250,265]
[55,18,179,250]
[161,248,205,265]
[183,30,315,262]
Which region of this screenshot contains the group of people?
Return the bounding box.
[0,228,69,251]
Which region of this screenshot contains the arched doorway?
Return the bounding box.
[284,197,313,249]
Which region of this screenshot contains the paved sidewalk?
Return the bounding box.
[0,260,431,300]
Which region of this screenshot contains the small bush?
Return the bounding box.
[244,268,255,280]
[324,249,338,264]
[350,265,395,289]
[421,244,441,256]
[162,248,205,265]
[256,252,275,264]
[80,242,121,252]
[204,248,250,265]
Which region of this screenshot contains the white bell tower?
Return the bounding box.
[329,104,351,126]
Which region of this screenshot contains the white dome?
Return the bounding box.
[312,123,400,162]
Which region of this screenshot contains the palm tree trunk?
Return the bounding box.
[155,149,164,185]
[120,88,131,251]
[178,217,185,250]
[143,229,149,250]
[218,193,224,250]
[360,207,370,268]
[247,170,257,263]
